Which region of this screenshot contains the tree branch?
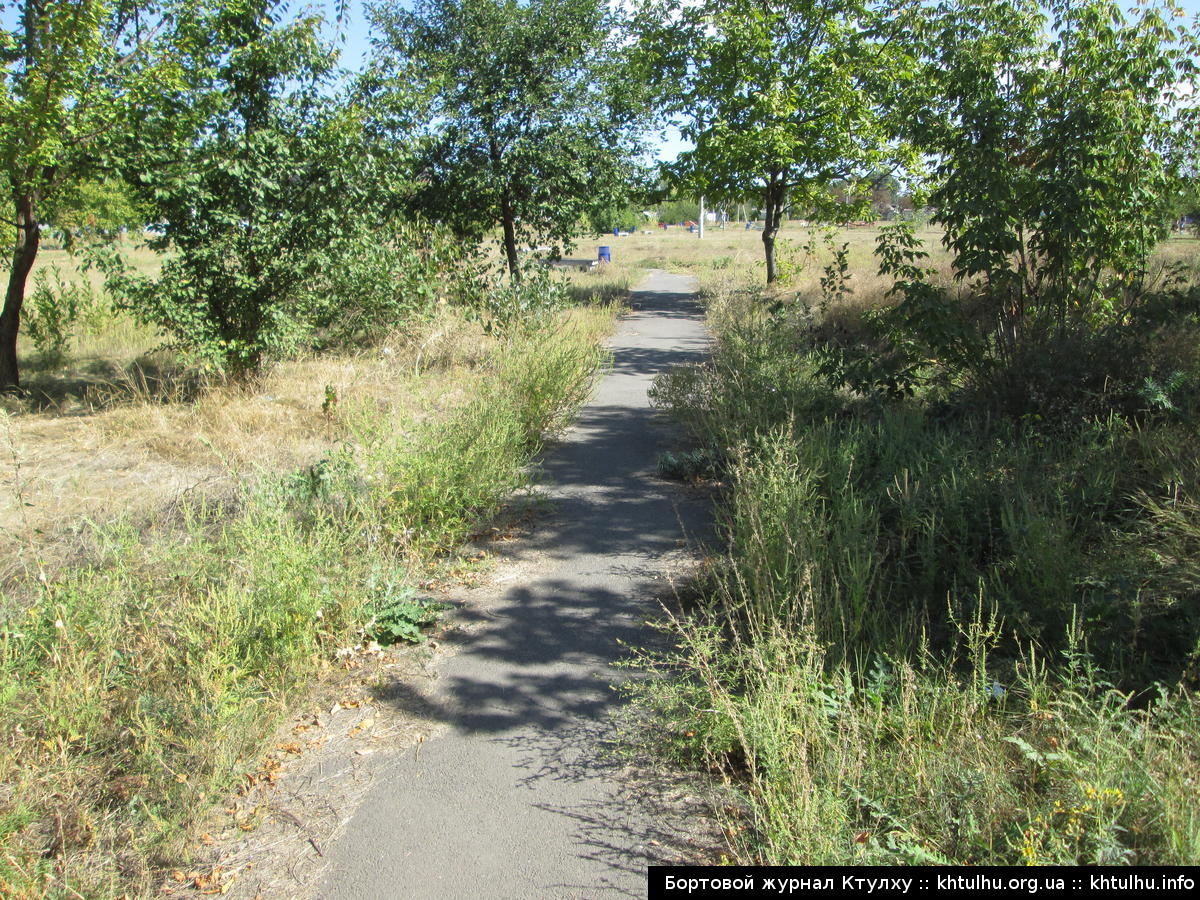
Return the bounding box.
[113,18,167,70]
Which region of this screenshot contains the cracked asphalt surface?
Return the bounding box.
[318,270,711,898]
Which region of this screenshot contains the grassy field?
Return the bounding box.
[593,221,1200,300]
[629,222,1200,866]
[0,248,629,896]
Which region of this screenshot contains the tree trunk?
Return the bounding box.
[762,179,785,284]
[500,189,520,283]
[1,192,40,392]
[763,227,777,284]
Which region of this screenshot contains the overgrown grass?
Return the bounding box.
[632,253,1200,866]
[636,606,1200,865]
[0,305,615,896]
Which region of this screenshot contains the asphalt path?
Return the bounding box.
[318,270,711,898]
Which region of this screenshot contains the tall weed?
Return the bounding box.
[632,277,1200,866]
[632,609,1200,865]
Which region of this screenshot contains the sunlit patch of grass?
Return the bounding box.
[629,606,1200,865]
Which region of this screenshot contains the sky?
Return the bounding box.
[316,0,1200,67]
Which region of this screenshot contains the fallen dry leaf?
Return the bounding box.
[291,716,322,734]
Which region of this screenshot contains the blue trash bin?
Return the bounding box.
[598,246,611,263]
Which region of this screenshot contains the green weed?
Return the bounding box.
[631,271,1200,867]
[363,580,445,645]
[0,303,615,896]
[629,608,1200,865]
[656,448,722,482]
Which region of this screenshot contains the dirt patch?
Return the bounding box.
[162,642,448,900]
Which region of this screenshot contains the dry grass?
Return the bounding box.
[588,222,946,307]
[1146,231,1200,288]
[0,305,524,581]
[0,283,622,897]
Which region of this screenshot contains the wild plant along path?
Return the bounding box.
[320,270,711,898]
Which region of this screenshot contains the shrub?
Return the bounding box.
[23,266,102,365]
[813,223,1200,425]
[498,321,607,449]
[659,305,1200,685]
[110,28,368,376]
[459,264,572,335]
[310,221,475,347]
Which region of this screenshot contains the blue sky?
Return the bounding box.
[312,0,374,71]
[314,0,1200,68]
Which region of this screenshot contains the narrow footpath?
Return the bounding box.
[319,270,711,899]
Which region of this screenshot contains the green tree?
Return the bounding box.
[46,177,149,241]
[367,0,648,279]
[0,0,268,390]
[865,171,900,219]
[108,10,373,375]
[910,0,1199,347]
[656,197,700,225]
[637,0,915,283]
[587,200,645,234]
[838,0,1200,416]
[1169,177,1200,230]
